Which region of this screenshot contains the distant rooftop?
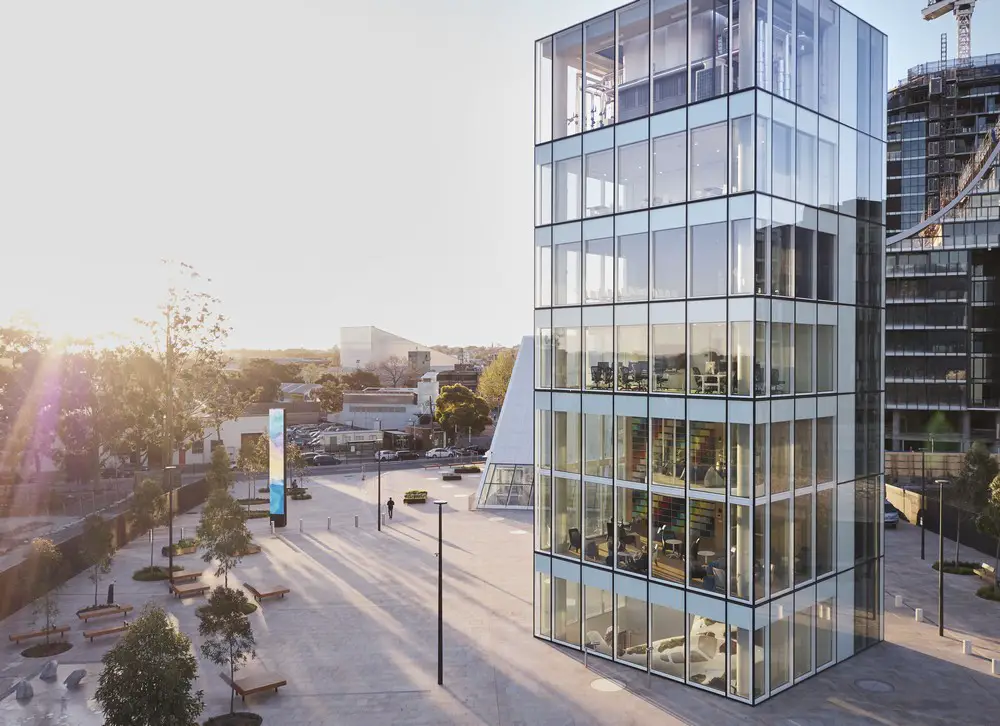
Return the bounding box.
[896,53,1000,89]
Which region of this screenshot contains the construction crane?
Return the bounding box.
[923,0,977,60]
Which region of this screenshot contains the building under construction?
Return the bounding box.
[885,51,1000,453]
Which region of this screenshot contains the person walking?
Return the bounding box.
[386,497,395,520]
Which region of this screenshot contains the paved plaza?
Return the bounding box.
[1,466,1000,724]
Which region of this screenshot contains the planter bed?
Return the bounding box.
[246,510,270,520]
[403,489,428,504]
[203,712,263,726]
[454,466,481,474]
[442,474,462,481]
[236,497,269,506]
[162,539,199,557]
[133,565,182,582]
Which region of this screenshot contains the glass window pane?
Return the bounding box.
[730,422,752,497]
[652,226,686,299]
[731,503,752,600]
[816,325,835,391]
[754,320,767,395]
[794,323,813,393]
[689,498,725,591]
[535,236,552,307]
[554,241,582,306]
[585,325,614,390]
[856,20,871,136]
[584,481,614,565]
[794,225,815,300]
[731,115,755,193]
[757,110,771,193]
[731,218,754,295]
[585,150,615,218]
[796,0,817,110]
[584,236,614,304]
[554,476,581,558]
[732,0,755,92]
[687,606,727,691]
[553,27,583,139]
[536,473,552,552]
[755,216,769,295]
[554,411,581,473]
[617,1,651,122]
[652,0,688,113]
[753,606,767,698]
[794,492,813,586]
[770,221,793,296]
[773,116,795,199]
[754,502,767,600]
[651,593,686,678]
[535,570,551,637]
[584,584,614,655]
[796,125,818,207]
[689,421,726,491]
[554,325,582,388]
[818,125,838,211]
[690,0,729,103]
[652,418,686,487]
[770,421,792,494]
[772,0,794,100]
[690,122,728,200]
[536,318,552,388]
[651,492,686,584]
[584,14,616,132]
[690,321,727,394]
[816,416,834,484]
[816,592,835,668]
[536,39,553,144]
[653,323,687,392]
[794,418,813,490]
[690,221,727,297]
[730,320,753,396]
[616,487,649,573]
[617,231,649,301]
[618,140,650,212]
[616,589,650,664]
[554,575,581,644]
[771,498,791,593]
[555,156,582,223]
[770,322,793,395]
[618,324,649,392]
[816,228,836,300]
[816,486,835,577]
[536,159,552,226]
[536,408,552,469]
[617,416,649,484]
[652,131,687,206]
[794,589,814,679]
[817,0,839,119]
[585,413,614,478]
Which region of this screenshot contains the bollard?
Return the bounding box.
[992,659,999,676]
[299,519,303,532]
[963,640,972,655]
[894,595,903,608]
[915,608,924,622]
[327,517,331,531]
[354,515,359,528]
[270,521,274,536]
[180,527,185,541]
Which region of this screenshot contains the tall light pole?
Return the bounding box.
[938,478,946,637]
[165,465,178,576]
[921,449,927,560]
[435,499,447,685]
[377,456,382,532]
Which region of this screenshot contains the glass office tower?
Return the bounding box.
[532,0,885,704]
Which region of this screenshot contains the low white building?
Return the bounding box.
[329,388,423,431]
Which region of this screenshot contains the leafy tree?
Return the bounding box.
[287,442,307,485]
[0,326,55,480]
[339,368,380,391]
[233,358,303,401]
[129,478,165,568]
[197,489,253,588]
[81,514,115,608]
[953,441,998,563]
[977,474,1000,592]
[205,444,234,493]
[477,348,515,411]
[434,384,491,445]
[299,363,326,384]
[237,433,268,503]
[198,367,258,442]
[26,538,65,642]
[198,587,256,715]
[314,379,344,413]
[96,604,204,726]
[378,356,410,387]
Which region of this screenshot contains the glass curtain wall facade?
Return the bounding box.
[534,0,885,705]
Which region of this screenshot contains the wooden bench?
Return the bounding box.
[83,622,129,642]
[169,582,210,599]
[9,625,70,644]
[220,671,287,702]
[78,605,133,622]
[244,583,290,602]
[975,563,997,585]
[168,571,200,584]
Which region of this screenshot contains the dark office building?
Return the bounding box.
[886,53,1000,452]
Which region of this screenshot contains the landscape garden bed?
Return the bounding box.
[161,538,199,556]
[454,466,481,474]
[403,490,428,504]
[237,544,262,556]
[22,641,73,658]
[246,510,270,520]
[932,560,979,575]
[203,713,263,726]
[442,473,462,481]
[196,601,258,617]
[133,565,182,581]
[977,584,1000,602]
[236,497,269,506]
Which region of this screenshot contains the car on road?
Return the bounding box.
[425,448,453,459]
[395,450,420,461]
[884,500,899,529]
[375,450,398,462]
[311,454,342,466]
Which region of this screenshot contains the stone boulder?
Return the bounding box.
[64,669,86,689]
[39,660,58,681]
[15,680,33,701]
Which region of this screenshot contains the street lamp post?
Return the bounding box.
[165,465,178,576]
[434,499,447,685]
[921,449,927,560]
[938,478,945,637]
[377,457,382,532]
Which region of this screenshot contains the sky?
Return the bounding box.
[1,0,998,351]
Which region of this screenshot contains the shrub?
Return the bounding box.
[235,498,269,506]
[404,490,428,498]
[977,584,1000,601]
[454,466,481,474]
[290,493,312,501]
[133,565,182,582]
[246,510,270,519]
[932,560,979,575]
[442,474,461,481]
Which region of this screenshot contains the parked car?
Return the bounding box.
[375,450,398,462]
[395,451,420,461]
[884,500,899,529]
[312,454,342,466]
[425,448,453,459]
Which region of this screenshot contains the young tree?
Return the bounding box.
[953,441,998,563]
[26,538,65,642]
[477,348,516,411]
[197,489,253,588]
[378,355,410,387]
[0,327,55,480]
[197,366,258,442]
[199,586,257,715]
[205,444,235,493]
[434,384,491,445]
[977,474,1000,591]
[81,514,115,608]
[237,433,268,503]
[129,478,165,568]
[96,604,204,726]
[287,442,307,486]
[314,379,344,413]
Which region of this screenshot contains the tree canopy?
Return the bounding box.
[477,349,515,411]
[197,489,253,588]
[199,587,256,715]
[434,384,491,441]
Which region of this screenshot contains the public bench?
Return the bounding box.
[83,622,129,642]
[78,605,133,622]
[220,671,288,701]
[169,582,210,598]
[8,626,69,644]
[243,583,290,602]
